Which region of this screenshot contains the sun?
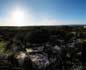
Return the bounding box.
[10,8,26,26]
[8,7,33,26]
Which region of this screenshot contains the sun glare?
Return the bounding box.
[10,8,26,26]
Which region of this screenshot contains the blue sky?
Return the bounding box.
[0,0,85,26]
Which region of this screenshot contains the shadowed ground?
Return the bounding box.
[0,26,83,70]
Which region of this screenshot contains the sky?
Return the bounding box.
[0,0,86,26]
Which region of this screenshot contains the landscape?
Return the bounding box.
[0,0,85,70]
[0,26,83,70]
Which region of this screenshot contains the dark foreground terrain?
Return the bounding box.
[0,26,84,70]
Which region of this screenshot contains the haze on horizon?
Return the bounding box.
[0,0,85,26]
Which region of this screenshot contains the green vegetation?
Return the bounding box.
[0,41,6,54]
